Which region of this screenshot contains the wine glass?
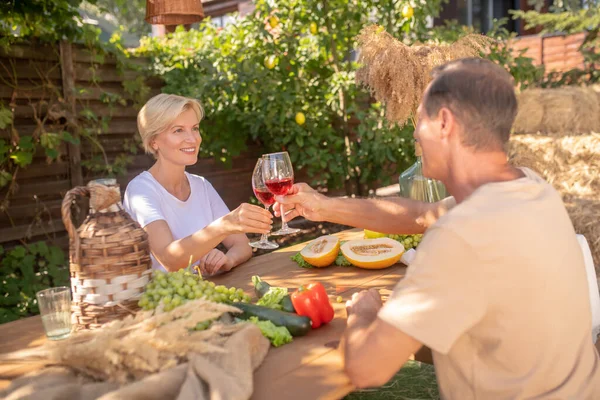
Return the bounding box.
[249,158,279,249]
[262,151,300,235]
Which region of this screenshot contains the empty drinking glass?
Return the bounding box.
[36,286,72,340]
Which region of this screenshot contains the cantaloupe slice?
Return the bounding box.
[300,235,340,267]
[341,238,404,269]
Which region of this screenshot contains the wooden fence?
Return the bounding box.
[0,42,261,251]
[511,32,586,72]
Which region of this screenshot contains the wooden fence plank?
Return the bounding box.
[71,46,149,66]
[6,180,71,199]
[543,42,583,57]
[0,199,63,223]
[544,53,584,66]
[0,44,59,62]
[0,218,65,242]
[0,59,62,80]
[17,162,69,179]
[74,64,136,83]
[77,102,139,118]
[74,85,161,101]
[0,81,63,100]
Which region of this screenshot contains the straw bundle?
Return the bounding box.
[508,133,600,270]
[355,25,493,126]
[0,300,246,383]
[513,87,600,135]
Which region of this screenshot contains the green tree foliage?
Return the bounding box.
[88,0,148,35]
[0,0,101,48]
[136,0,448,195]
[0,243,69,324]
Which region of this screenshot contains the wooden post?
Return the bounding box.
[59,41,83,189]
[60,41,85,227]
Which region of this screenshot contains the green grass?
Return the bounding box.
[344,360,439,400]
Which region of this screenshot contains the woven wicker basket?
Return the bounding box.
[61,179,152,330]
[145,0,204,25]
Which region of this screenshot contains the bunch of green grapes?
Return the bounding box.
[387,234,423,250]
[138,269,251,312]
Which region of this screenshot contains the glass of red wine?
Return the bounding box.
[261,151,300,235]
[249,158,279,249]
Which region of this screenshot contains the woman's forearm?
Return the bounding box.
[154,221,230,272]
[224,240,252,270]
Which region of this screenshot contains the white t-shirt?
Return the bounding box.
[123,171,230,271]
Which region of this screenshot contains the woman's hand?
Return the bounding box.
[219,203,273,235]
[198,249,232,276]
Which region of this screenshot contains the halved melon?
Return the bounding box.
[300,235,340,267]
[341,238,404,269]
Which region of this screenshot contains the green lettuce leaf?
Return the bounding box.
[335,253,352,266]
[291,252,313,268]
[257,287,288,310]
[248,317,293,347]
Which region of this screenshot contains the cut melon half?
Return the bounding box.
[300,235,340,267]
[341,238,404,269]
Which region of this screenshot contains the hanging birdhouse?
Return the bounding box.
[145,0,204,26]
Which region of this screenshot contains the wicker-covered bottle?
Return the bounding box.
[61,179,152,330]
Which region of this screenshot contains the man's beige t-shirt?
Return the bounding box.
[378,167,600,399]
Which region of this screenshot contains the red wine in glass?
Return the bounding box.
[253,187,275,207]
[249,158,279,250]
[262,152,300,235]
[265,177,294,196]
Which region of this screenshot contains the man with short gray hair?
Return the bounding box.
[275,58,600,398]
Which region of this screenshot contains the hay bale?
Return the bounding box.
[513,87,600,135]
[513,90,545,134]
[508,133,600,271]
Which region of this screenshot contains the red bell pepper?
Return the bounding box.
[291,283,334,329]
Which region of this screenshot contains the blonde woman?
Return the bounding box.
[124,94,273,275]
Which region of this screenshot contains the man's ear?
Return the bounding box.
[438,107,455,141]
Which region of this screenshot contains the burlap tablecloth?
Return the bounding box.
[1,323,269,400]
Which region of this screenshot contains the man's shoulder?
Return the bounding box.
[431,170,571,256]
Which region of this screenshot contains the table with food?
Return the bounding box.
[0,226,426,400]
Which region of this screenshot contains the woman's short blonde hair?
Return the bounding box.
[137,94,204,157]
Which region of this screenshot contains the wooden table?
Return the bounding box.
[0,229,421,399]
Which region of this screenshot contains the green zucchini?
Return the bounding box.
[232,302,311,337]
[251,275,296,313]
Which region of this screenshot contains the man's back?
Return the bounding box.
[378,168,600,399]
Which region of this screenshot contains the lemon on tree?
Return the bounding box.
[269,15,279,28]
[295,112,306,125]
[264,55,277,69]
[402,4,414,19]
[310,22,318,35]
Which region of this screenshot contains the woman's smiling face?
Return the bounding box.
[151,108,201,166]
